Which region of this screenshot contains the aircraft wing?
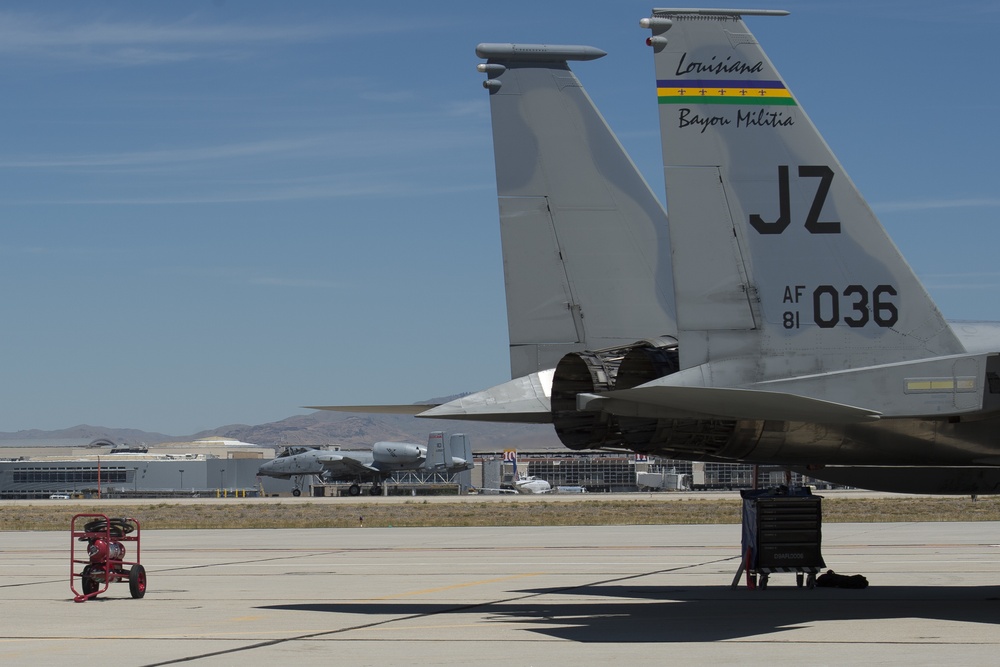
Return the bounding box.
[581,385,881,423]
[316,454,380,475]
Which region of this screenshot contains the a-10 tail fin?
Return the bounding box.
[477,43,677,379]
[423,431,473,471]
[642,9,964,385]
[447,433,473,471]
[425,431,447,469]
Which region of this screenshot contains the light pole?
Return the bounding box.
[220,468,225,494]
[179,469,184,493]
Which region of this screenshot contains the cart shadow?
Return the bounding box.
[259,584,1000,643]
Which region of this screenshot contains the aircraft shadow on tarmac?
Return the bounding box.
[260,584,1000,643]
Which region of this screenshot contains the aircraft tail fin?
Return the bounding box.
[477,43,677,378]
[422,431,473,471]
[641,10,963,383]
[447,433,473,471]
[425,431,447,470]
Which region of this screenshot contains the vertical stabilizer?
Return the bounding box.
[477,43,677,379]
[447,433,472,470]
[642,10,963,384]
[425,431,447,469]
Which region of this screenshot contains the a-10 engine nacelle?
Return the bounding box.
[372,441,425,465]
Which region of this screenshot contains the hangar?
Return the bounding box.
[0,438,273,500]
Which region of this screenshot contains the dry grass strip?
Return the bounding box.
[2,495,999,531]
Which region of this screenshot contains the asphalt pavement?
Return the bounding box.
[3,521,1000,665]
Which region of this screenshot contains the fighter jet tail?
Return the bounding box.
[643,9,964,381]
[477,43,677,379]
[595,9,1000,422]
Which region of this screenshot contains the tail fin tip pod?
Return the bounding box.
[477,41,677,379]
[642,9,963,384]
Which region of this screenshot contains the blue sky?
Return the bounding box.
[1,1,998,434]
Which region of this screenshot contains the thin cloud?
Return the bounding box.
[62,182,401,205]
[924,283,1000,290]
[873,198,1000,213]
[162,266,345,290]
[0,137,323,169]
[0,124,482,171]
[0,12,428,67]
[57,180,493,206]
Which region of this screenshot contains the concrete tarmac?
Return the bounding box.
[3,522,1000,666]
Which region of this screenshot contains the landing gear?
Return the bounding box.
[291,488,301,497]
[348,484,361,496]
[369,485,383,496]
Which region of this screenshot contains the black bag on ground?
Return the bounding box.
[815,569,868,589]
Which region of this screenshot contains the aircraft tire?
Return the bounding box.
[349,484,361,496]
[291,489,301,497]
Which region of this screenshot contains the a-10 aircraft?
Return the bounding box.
[314,9,1000,496]
[257,431,472,496]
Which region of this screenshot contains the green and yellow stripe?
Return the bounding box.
[657,79,796,106]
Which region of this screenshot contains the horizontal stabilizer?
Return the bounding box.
[584,385,881,423]
[306,373,553,424]
[415,371,553,423]
[305,404,436,415]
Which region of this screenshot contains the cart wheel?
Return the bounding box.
[129,564,147,599]
[796,573,804,588]
[81,565,99,596]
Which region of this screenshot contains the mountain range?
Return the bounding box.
[0,407,565,452]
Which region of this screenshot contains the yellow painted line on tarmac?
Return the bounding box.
[367,573,542,600]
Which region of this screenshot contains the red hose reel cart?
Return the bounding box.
[71,514,146,602]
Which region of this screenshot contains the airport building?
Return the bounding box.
[0,439,274,500]
[0,439,833,499]
[500,453,818,493]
